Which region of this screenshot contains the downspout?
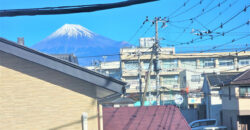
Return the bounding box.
[97,103,100,130]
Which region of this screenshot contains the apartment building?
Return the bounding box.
[86,61,121,80]
[121,47,250,92]
[86,45,250,106]
[119,46,250,107]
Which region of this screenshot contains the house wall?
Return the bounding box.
[0,51,101,130]
[222,110,239,130]
[239,98,250,115]
[221,86,239,129]
[221,86,239,111]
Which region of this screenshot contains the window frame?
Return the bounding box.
[239,86,250,98]
[191,75,201,82]
[219,59,234,67]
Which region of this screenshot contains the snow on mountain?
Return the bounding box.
[48,24,94,39]
[32,24,130,66]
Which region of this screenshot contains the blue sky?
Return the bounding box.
[0,0,249,53]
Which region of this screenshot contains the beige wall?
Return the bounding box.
[0,51,101,130]
[238,99,250,115]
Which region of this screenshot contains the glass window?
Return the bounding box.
[200,58,215,68]
[191,75,200,82]
[219,59,233,66]
[143,60,154,70]
[124,61,138,70]
[207,120,216,125]
[239,59,250,66]
[191,122,200,128]
[161,59,178,70]
[162,75,179,86]
[181,59,196,69]
[239,86,250,97]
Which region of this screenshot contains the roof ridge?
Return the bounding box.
[232,69,250,82]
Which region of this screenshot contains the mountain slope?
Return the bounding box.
[32,24,129,66]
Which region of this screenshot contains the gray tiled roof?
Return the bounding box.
[206,73,239,86]
[232,69,250,85]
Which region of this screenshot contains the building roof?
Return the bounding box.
[103,105,191,130]
[205,70,250,87]
[0,37,126,97]
[51,54,79,64]
[206,73,240,87]
[231,69,250,85]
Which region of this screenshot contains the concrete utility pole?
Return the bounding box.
[137,50,143,105]
[141,17,167,106]
[154,18,161,106]
[142,45,155,106]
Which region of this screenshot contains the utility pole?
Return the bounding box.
[137,49,143,105]
[141,17,167,106]
[142,45,154,106]
[155,18,161,106]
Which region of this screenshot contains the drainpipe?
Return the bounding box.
[82,112,88,130]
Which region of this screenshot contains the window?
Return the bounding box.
[181,59,196,69]
[124,61,138,70]
[161,59,178,70]
[191,75,200,82]
[200,58,215,68]
[162,75,179,86]
[239,59,250,66]
[239,86,250,97]
[191,122,200,128]
[143,60,154,70]
[219,59,233,66]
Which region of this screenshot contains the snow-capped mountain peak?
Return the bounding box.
[48,24,94,39]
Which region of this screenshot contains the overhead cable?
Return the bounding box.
[0,0,158,17]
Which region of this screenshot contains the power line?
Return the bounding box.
[205,0,240,26]
[166,20,249,47]
[140,23,154,38]
[211,5,250,32]
[201,38,249,52]
[167,0,191,18]
[169,0,204,19]
[169,0,228,23]
[0,0,158,17]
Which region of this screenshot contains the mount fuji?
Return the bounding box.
[32,24,130,66]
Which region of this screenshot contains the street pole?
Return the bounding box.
[142,44,154,106]
[155,18,161,106]
[137,49,143,106]
[141,16,167,106]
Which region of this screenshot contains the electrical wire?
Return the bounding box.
[168,0,204,19]
[205,0,240,26]
[0,0,158,17]
[166,20,249,47]
[169,0,228,23]
[211,5,249,32]
[167,0,191,18]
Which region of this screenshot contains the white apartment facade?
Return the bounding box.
[86,46,250,106]
[121,47,250,93]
